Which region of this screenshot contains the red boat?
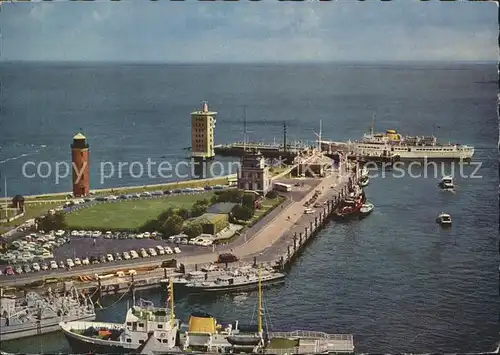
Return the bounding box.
[332,197,363,221]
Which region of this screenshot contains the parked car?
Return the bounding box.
[82,257,90,265]
[50,260,58,269]
[148,248,157,257]
[32,263,41,272]
[66,259,75,268]
[173,247,181,254]
[106,254,114,262]
[74,258,82,266]
[216,253,238,263]
[41,263,49,271]
[123,251,131,260]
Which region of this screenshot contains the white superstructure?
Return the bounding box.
[321,128,474,160]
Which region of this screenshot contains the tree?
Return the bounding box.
[37,212,67,231]
[210,195,219,205]
[176,208,190,220]
[242,193,256,209]
[231,205,254,221]
[162,215,184,236]
[191,204,207,218]
[266,190,278,199]
[183,222,203,239]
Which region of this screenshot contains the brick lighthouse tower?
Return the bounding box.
[71,132,90,197]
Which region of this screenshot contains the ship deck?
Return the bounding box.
[267,330,354,354]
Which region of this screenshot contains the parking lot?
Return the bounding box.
[0,229,213,277]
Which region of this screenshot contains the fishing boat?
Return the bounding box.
[438,175,454,190]
[359,202,374,218]
[436,213,452,226]
[1,286,95,341]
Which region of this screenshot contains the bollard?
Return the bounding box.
[309,221,313,232]
[315,216,318,228]
[195,264,198,271]
[163,268,167,279]
[253,256,257,267]
[299,233,303,245]
[293,235,297,251]
[287,245,291,260]
[304,227,308,238]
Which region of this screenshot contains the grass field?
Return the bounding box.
[0,202,62,234]
[65,193,214,230]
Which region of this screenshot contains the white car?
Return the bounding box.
[130,250,139,259]
[136,233,144,239]
[148,248,157,257]
[304,208,314,214]
[41,263,49,271]
[70,230,79,237]
[143,232,151,239]
[140,249,149,258]
[164,247,173,255]
[173,247,181,254]
[122,251,131,260]
[32,263,41,272]
[106,254,114,262]
[155,246,165,255]
[66,259,75,268]
[82,257,90,265]
[74,258,82,266]
[104,231,112,239]
[50,260,58,269]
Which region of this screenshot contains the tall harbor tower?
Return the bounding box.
[71,132,90,197]
[191,101,217,160]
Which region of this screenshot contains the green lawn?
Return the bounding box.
[65,193,214,230]
[246,196,285,225]
[0,202,62,233]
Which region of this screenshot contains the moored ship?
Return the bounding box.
[321,121,474,160]
[0,285,95,341]
[184,268,285,293]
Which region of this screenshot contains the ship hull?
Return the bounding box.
[0,314,96,341]
[61,323,138,354]
[185,275,285,293]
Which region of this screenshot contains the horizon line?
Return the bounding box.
[0,59,496,66]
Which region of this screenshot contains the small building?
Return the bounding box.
[11,195,25,212]
[237,149,271,196]
[296,154,334,178]
[192,213,229,235]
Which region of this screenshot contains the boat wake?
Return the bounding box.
[0,146,47,164]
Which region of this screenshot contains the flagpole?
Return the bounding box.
[4,176,7,220]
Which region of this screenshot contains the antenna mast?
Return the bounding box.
[257,264,263,334]
[313,120,322,152]
[243,105,247,152]
[283,121,287,153]
[169,278,175,328]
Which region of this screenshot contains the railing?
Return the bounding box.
[268,330,353,341]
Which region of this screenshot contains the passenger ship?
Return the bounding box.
[322,127,474,160]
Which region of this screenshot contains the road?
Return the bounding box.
[0,173,351,288]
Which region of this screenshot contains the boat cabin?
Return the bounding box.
[180,312,239,351]
[439,176,454,189]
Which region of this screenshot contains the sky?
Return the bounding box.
[0,0,498,63]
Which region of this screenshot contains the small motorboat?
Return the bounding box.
[359,202,374,218]
[359,176,370,187]
[439,175,454,190]
[436,213,452,226]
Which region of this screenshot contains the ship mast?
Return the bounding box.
[313,120,322,152]
[243,105,247,152]
[257,264,263,335]
[370,113,375,136]
[169,278,175,328]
